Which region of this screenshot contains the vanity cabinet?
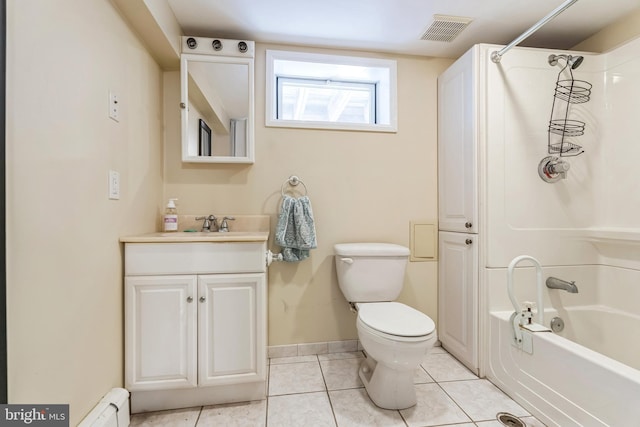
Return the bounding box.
[125,273,265,390]
[123,240,267,412]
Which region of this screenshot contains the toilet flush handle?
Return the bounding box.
[340,258,354,265]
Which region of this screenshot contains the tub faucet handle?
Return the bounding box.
[539,156,571,183]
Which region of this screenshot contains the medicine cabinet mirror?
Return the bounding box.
[180,37,255,163]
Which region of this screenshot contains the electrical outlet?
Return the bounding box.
[109,170,120,200]
[109,90,119,122]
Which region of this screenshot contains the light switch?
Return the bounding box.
[410,222,436,261]
[109,170,120,200]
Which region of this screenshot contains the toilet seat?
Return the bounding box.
[357,302,435,339]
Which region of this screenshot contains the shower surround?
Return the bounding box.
[438,36,640,427]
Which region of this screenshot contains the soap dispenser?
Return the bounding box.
[163,198,179,232]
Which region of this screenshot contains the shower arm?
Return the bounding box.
[491,0,579,63]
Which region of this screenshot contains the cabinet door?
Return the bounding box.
[438,231,478,373]
[125,275,197,390]
[438,48,478,233]
[198,273,266,386]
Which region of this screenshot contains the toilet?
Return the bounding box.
[334,243,436,410]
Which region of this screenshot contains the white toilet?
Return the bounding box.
[334,242,437,410]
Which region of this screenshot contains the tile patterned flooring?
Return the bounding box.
[130,347,546,427]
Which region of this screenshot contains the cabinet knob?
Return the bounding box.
[465,221,473,229]
[199,296,206,303]
[186,296,193,303]
[465,239,473,245]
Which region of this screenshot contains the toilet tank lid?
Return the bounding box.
[334,243,410,257]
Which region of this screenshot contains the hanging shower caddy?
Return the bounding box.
[547,54,591,157]
[539,54,591,183]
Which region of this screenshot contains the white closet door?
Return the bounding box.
[438,231,478,373]
[438,48,478,233]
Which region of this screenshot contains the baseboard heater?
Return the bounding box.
[78,388,130,427]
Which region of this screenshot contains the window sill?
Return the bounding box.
[265,119,397,133]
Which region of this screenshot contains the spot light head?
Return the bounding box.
[186,37,197,49]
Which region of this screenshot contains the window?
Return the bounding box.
[277,77,376,124]
[266,50,397,132]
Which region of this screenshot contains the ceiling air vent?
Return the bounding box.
[421,14,473,42]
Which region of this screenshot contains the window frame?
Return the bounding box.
[266,50,397,133]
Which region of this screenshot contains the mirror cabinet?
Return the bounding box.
[180,36,255,163]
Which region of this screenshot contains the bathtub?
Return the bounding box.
[487,310,640,427]
[548,305,640,372]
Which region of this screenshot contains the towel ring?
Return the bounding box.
[281,175,308,197]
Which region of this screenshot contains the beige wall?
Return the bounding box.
[164,43,452,345]
[573,7,640,52]
[6,0,640,422]
[6,0,164,423]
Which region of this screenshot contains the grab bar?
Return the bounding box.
[507,255,544,345]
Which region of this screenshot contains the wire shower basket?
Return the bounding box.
[547,64,591,156]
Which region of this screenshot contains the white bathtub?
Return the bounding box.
[548,305,640,372]
[487,311,640,427]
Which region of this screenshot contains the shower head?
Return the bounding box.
[570,55,584,69]
[548,54,584,69]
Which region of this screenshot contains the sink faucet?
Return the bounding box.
[219,216,235,232]
[546,276,579,293]
[196,215,218,232]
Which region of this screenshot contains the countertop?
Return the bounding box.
[120,214,270,243]
[120,231,269,243]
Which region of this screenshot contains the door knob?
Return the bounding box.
[465,222,473,229]
[186,296,193,303]
[199,296,206,303]
[465,239,473,245]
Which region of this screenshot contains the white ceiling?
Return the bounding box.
[166,0,640,58]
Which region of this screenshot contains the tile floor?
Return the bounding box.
[130,347,546,427]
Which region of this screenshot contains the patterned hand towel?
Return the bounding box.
[275,195,318,262]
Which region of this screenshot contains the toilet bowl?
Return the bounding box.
[334,243,437,410]
[356,302,436,409]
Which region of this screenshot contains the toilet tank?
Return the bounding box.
[334,243,410,302]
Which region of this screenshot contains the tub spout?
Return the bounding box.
[546,276,578,293]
